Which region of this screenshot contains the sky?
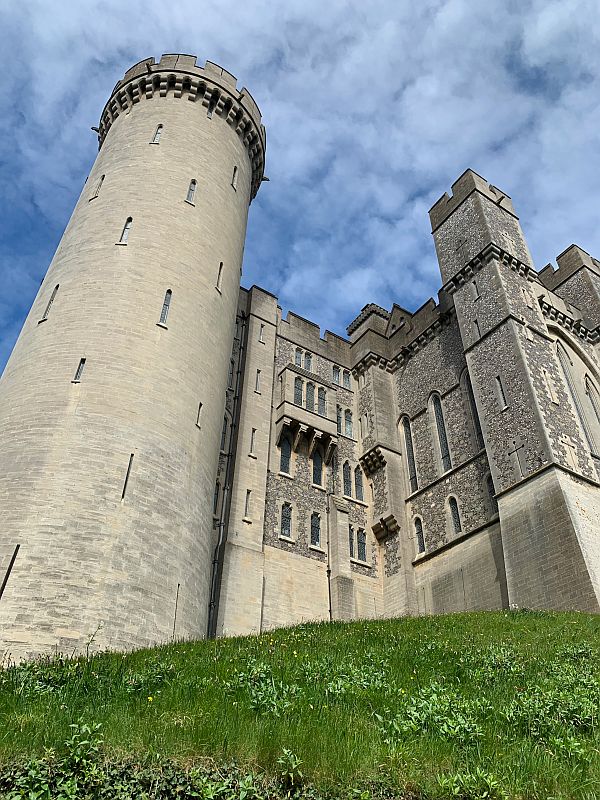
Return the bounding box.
[1,0,600,370]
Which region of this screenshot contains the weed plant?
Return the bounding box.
[0,611,599,799]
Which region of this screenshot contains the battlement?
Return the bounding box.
[429,168,518,232]
[99,54,266,201]
[539,244,600,291]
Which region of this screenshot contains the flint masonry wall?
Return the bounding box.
[0,54,266,659]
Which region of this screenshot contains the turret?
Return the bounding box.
[0,54,266,659]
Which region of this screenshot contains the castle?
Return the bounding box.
[1,53,599,661]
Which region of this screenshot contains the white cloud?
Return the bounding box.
[2,0,600,364]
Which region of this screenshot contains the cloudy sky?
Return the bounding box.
[1,0,600,370]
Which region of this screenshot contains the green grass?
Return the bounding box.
[1,610,599,799]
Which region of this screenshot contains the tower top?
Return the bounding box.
[429,168,518,232]
[98,53,266,200]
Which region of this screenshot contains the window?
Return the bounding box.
[213,482,220,515]
[159,289,172,325]
[255,369,261,393]
[250,428,256,454]
[354,466,364,501]
[259,324,265,343]
[244,489,251,518]
[463,371,484,450]
[90,174,104,200]
[207,90,218,118]
[318,387,326,416]
[294,377,303,406]
[73,358,86,383]
[336,405,342,434]
[220,417,228,451]
[333,365,340,384]
[586,377,600,425]
[432,394,452,472]
[121,454,134,500]
[312,449,323,486]
[186,179,197,204]
[357,529,367,562]
[151,124,163,144]
[40,284,59,322]
[343,461,352,497]
[228,359,235,388]
[449,497,462,534]
[495,375,508,409]
[196,401,202,428]
[415,518,425,553]
[306,382,315,411]
[401,416,418,493]
[231,165,238,190]
[295,348,302,367]
[304,352,312,371]
[280,436,292,473]
[281,502,292,538]
[344,409,353,437]
[216,262,223,291]
[343,370,351,389]
[310,512,321,547]
[349,525,355,558]
[471,279,480,299]
[486,474,498,515]
[119,217,132,244]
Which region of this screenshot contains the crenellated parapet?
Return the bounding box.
[98,54,266,201]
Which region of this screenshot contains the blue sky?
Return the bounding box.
[1,0,600,370]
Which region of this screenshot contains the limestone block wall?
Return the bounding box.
[0,54,265,660]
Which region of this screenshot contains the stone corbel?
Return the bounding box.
[372,514,399,541]
[293,424,308,452]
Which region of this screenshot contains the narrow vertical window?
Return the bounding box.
[402,416,418,493]
[213,482,220,515]
[312,450,323,486]
[495,375,508,409]
[357,529,367,562]
[343,370,351,389]
[473,318,481,339]
[121,453,134,500]
[151,124,163,144]
[333,366,340,384]
[586,377,600,425]
[231,165,238,190]
[255,369,261,393]
[415,518,425,553]
[304,352,312,371]
[250,428,256,454]
[343,461,352,496]
[186,179,197,204]
[486,474,498,516]
[336,405,342,434]
[73,358,86,383]
[259,324,265,343]
[244,489,251,519]
[318,387,326,416]
[119,217,132,244]
[349,525,355,559]
[294,377,303,406]
[216,262,223,291]
[281,502,292,538]
[310,512,321,547]
[295,348,302,367]
[90,174,104,200]
[306,382,315,411]
[220,417,228,451]
[463,372,484,450]
[159,289,172,325]
[40,284,59,322]
[196,401,202,428]
[471,279,480,299]
[207,90,219,119]
[228,360,235,388]
[280,436,291,473]
[449,497,462,534]
[344,410,353,437]
[432,394,452,472]
[354,467,364,501]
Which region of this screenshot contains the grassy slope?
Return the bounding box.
[1,611,599,799]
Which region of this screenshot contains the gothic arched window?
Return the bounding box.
[415,517,425,553]
[281,503,292,538]
[318,387,326,416]
[306,382,315,411]
[357,529,367,562]
[304,352,312,371]
[280,436,292,474]
[449,497,462,534]
[344,410,353,437]
[348,525,355,558]
[336,405,342,434]
[401,415,418,493]
[312,449,323,486]
[462,370,484,450]
[294,377,303,406]
[310,512,321,547]
[343,461,352,496]
[295,348,302,367]
[431,393,452,472]
[333,365,340,384]
[354,466,364,501]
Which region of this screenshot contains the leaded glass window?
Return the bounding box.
[449,497,462,534]
[343,461,352,496]
[318,387,326,416]
[349,525,355,558]
[304,352,312,371]
[313,449,323,485]
[306,382,315,411]
[402,416,418,493]
[357,529,367,562]
[415,518,425,553]
[310,512,321,547]
[432,394,451,472]
[343,370,350,389]
[354,466,364,501]
[280,436,292,473]
[333,366,340,384]
[281,503,292,538]
[336,405,342,434]
[345,410,353,437]
[294,377,303,406]
[295,348,302,366]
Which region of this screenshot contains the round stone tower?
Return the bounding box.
[0,54,266,659]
